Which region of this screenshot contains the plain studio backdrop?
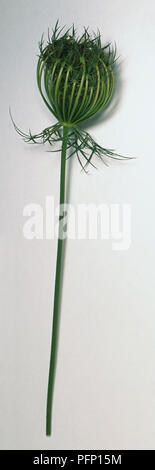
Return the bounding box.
[0,0,155,450]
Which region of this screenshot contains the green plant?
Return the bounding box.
[11,21,131,436]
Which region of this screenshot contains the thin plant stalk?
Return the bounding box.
[46,125,69,435]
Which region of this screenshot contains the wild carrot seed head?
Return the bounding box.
[12,21,130,170]
[37,21,116,125]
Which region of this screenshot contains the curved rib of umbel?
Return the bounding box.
[37,54,114,125]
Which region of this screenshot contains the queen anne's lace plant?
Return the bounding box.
[11,21,131,436]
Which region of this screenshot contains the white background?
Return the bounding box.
[0,0,155,450]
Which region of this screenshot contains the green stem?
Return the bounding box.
[46,125,69,436]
